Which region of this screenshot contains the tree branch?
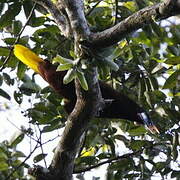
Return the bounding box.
[32,0,71,37]
[6,141,39,180]
[58,0,90,41]
[73,149,143,174]
[89,0,180,48]
[47,1,102,180]
[86,0,104,17]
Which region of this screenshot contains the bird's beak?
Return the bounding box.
[137,112,160,134]
[14,44,44,73]
[146,124,160,134]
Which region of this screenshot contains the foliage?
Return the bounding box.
[0,0,179,179]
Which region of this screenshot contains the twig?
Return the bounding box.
[5,141,39,180]
[6,118,39,142]
[86,0,104,17]
[0,2,37,72]
[4,128,59,180]
[32,0,70,37]
[6,117,59,147]
[77,131,87,158]
[37,125,48,169]
[73,149,142,174]
[114,0,118,25]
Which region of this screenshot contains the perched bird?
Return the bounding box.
[14,44,159,134]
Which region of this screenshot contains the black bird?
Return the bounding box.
[14,44,159,134]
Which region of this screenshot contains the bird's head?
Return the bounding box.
[13,44,58,82]
[13,44,72,97]
[136,112,160,134]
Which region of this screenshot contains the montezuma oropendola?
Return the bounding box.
[14,44,159,134]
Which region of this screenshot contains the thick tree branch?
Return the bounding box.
[58,0,90,43]
[50,70,102,180]
[32,0,71,37]
[47,1,102,180]
[89,0,180,47]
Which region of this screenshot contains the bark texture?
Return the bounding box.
[89,0,180,47]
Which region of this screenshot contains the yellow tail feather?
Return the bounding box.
[14,44,44,73]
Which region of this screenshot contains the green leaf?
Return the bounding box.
[152,90,166,103]
[77,156,97,165]
[12,20,22,35]
[173,28,180,43]
[42,123,61,133]
[0,2,5,15]
[172,132,179,161]
[0,162,8,171]
[171,171,180,179]
[3,72,14,85]
[144,91,153,108]
[0,2,21,29]
[56,63,73,71]
[35,3,48,15]
[12,151,26,158]
[0,47,9,56]
[17,62,26,80]
[14,91,23,104]
[34,25,59,36]
[164,56,180,65]
[114,135,129,143]
[20,82,41,95]
[148,76,159,90]
[124,1,136,12]
[0,152,8,161]
[3,36,29,45]
[33,153,47,163]
[0,88,11,100]
[5,56,18,69]
[127,126,147,136]
[104,58,119,71]
[31,17,46,27]
[69,50,77,58]
[63,69,75,84]
[3,37,16,45]
[109,159,131,171]
[0,75,3,86]
[163,70,180,89]
[151,22,162,37]
[10,133,24,147]
[138,79,146,101]
[23,0,36,25]
[155,162,167,171]
[98,66,109,80]
[76,70,88,91]
[167,46,179,56]
[53,55,73,64]
[130,140,147,150]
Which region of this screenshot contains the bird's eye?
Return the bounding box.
[137,112,153,126]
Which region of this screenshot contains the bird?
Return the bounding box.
[13,44,159,134]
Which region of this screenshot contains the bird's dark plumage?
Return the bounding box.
[38,61,159,133]
[14,45,159,133]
